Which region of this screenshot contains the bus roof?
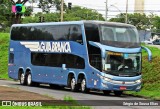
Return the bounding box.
[11,20,135,28]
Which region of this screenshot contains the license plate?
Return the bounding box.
[120,86,126,90]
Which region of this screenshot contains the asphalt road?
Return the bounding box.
[0,80,159,109]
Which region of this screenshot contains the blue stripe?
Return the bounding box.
[89,41,141,53]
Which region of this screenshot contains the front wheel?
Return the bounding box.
[114,91,123,96]
[81,78,90,93]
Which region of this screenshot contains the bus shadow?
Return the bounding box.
[35,84,128,98]
[13,83,128,98]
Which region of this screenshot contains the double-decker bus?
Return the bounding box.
[8,21,152,96]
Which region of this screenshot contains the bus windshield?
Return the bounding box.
[103,51,141,77]
[100,25,140,48]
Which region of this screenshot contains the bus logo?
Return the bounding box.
[20,41,71,53]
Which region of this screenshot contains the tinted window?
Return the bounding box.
[11,25,83,44]
[84,23,100,42]
[100,25,140,48]
[31,53,85,69]
[65,54,85,69]
[9,53,14,63]
[69,25,83,43]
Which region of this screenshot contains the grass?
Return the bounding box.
[0,33,9,79]
[0,96,92,109]
[126,45,160,100]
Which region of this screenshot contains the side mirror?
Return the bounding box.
[141,46,152,61]
[62,64,67,70]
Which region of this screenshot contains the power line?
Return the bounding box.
[95,9,160,12]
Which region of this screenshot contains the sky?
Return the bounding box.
[65,0,160,17]
[25,0,160,19]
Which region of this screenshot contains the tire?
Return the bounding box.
[26,73,33,86]
[80,78,90,93]
[114,91,123,96]
[20,73,26,85]
[103,90,111,95]
[70,77,78,91]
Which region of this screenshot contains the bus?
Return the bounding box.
[8,21,152,96]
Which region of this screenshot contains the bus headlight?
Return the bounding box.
[104,77,112,82]
[135,79,142,83]
[97,74,112,82]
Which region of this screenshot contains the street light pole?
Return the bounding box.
[60,0,64,22]
[125,0,128,23]
[105,0,108,21]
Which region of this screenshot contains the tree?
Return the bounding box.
[22,6,105,24]
[0,0,12,31]
[22,12,60,23]
[64,6,105,21]
[109,13,151,30]
[10,0,30,24]
[152,16,160,33]
[38,0,66,13]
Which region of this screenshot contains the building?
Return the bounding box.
[134,0,145,13]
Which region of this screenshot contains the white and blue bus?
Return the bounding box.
[8,21,152,96]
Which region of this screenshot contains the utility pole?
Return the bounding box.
[125,0,128,23]
[60,0,64,22]
[105,0,108,21]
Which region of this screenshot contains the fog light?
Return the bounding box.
[136,85,141,90]
[101,82,108,88]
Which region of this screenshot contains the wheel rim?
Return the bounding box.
[71,78,76,90]
[81,79,86,92]
[27,74,32,85]
[20,73,25,84]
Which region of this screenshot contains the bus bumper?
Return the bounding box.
[95,73,142,92]
[100,81,141,92]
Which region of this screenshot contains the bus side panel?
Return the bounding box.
[31,66,64,85]
[84,68,100,89]
[8,41,26,80]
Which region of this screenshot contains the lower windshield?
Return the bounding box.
[100,25,140,48]
[104,51,141,76]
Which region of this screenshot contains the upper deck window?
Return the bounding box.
[11,24,83,44]
[100,25,140,48]
[84,23,100,42]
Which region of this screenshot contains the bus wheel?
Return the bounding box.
[81,78,90,93]
[114,91,123,96]
[20,73,26,85]
[26,73,33,86]
[70,77,78,91]
[103,90,111,95]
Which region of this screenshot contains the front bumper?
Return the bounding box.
[100,80,141,91]
[96,73,142,91]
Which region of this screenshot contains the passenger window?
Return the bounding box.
[69,25,83,44]
[31,53,85,69]
[9,53,14,63]
[11,25,83,43]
